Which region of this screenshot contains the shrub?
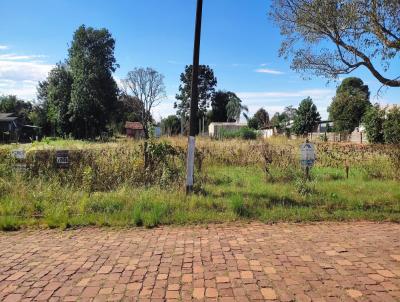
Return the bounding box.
[0,216,21,231]
[131,198,168,228]
[363,104,385,144]
[294,177,316,196]
[383,106,400,144]
[230,195,251,217]
[247,117,259,130]
[239,127,257,140]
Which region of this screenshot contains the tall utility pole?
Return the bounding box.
[186,0,203,194]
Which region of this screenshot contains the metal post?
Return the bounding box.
[186,0,203,194]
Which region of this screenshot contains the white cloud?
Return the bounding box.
[236,89,334,100]
[0,79,38,100]
[0,60,52,82]
[254,68,284,75]
[151,99,176,122]
[0,45,9,50]
[236,89,335,119]
[0,54,46,61]
[0,51,53,99]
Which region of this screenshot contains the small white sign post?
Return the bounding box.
[300,141,316,179]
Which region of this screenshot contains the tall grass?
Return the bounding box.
[0,137,399,230]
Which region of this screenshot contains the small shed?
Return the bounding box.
[125,122,145,139]
[0,113,19,142]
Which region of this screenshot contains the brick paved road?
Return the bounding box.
[0,222,399,302]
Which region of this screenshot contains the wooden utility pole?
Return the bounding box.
[186,0,203,194]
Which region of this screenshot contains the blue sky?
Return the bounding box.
[0,0,398,121]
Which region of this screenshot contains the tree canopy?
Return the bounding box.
[174,65,217,131]
[363,104,385,143]
[270,0,400,87]
[0,95,32,124]
[210,90,230,122]
[328,77,371,132]
[68,25,119,139]
[254,108,269,129]
[36,64,73,136]
[383,106,400,144]
[226,93,248,123]
[161,115,181,136]
[292,97,321,135]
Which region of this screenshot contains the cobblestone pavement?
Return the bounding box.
[0,222,399,302]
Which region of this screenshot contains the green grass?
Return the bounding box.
[0,162,399,231]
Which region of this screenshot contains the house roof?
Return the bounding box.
[125,122,144,130]
[0,114,18,122]
[0,113,16,121]
[209,122,247,126]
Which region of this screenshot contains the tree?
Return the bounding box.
[383,106,400,144]
[328,77,371,132]
[68,25,119,139]
[38,64,73,136]
[270,0,400,87]
[122,67,166,139]
[247,117,259,130]
[226,92,248,122]
[283,105,297,121]
[0,95,33,124]
[292,97,321,135]
[254,108,269,128]
[174,65,217,132]
[210,90,230,122]
[161,115,181,136]
[111,93,145,133]
[271,112,290,129]
[363,104,385,143]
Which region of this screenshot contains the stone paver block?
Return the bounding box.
[0,222,399,301]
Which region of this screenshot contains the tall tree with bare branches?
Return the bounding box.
[122,67,166,139]
[270,0,400,87]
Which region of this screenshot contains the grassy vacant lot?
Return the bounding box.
[0,137,399,230]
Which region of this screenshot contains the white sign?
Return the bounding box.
[56,150,69,168]
[11,149,26,160]
[300,143,316,167]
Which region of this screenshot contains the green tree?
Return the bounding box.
[383,106,400,144]
[161,115,181,136]
[68,25,118,139]
[283,105,297,121]
[174,65,217,132]
[111,93,145,133]
[292,97,321,135]
[0,95,33,124]
[270,0,400,87]
[247,117,259,130]
[270,112,289,130]
[363,104,385,143]
[328,77,371,132]
[254,108,269,128]
[210,90,230,122]
[38,63,73,136]
[226,93,248,122]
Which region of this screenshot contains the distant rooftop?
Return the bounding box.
[125,122,144,130]
[0,113,16,119]
[0,113,18,122]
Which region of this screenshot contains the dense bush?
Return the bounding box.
[218,127,257,140]
[383,106,400,144]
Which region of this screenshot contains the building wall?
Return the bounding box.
[208,123,247,137]
[308,131,368,144]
